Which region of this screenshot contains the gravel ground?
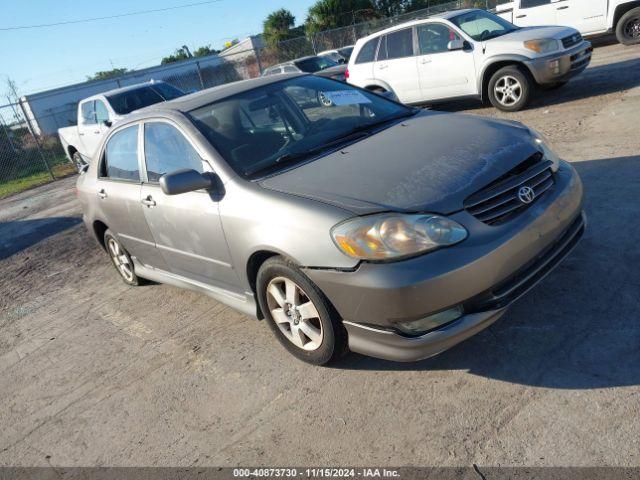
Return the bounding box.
[1,41,639,468]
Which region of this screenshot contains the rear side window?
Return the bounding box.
[385,28,414,59]
[355,37,379,64]
[81,101,96,124]
[520,0,551,7]
[144,122,204,183]
[101,125,140,181]
[106,87,164,115]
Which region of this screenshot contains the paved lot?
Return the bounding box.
[1,41,639,467]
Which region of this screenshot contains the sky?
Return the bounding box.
[0,0,317,98]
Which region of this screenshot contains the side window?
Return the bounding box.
[80,101,96,124]
[283,65,298,73]
[385,28,414,60]
[417,24,461,55]
[101,125,140,182]
[144,122,203,183]
[377,36,388,61]
[355,37,379,64]
[520,0,552,7]
[95,100,110,124]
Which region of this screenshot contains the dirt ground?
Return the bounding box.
[1,41,639,468]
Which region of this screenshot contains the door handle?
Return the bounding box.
[97,189,107,199]
[79,132,85,136]
[557,5,569,9]
[94,130,100,134]
[516,14,527,18]
[420,58,432,64]
[141,196,156,207]
[378,64,388,70]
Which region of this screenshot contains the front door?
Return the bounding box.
[139,121,241,293]
[513,0,557,27]
[95,124,161,268]
[78,100,104,160]
[416,23,477,101]
[374,27,421,104]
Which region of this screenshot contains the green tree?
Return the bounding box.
[263,8,297,46]
[87,68,129,81]
[193,45,220,57]
[161,47,191,65]
[305,0,377,34]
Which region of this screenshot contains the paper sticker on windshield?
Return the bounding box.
[322,90,371,105]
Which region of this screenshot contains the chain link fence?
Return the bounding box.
[3,0,505,198]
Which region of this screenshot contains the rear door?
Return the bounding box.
[139,120,240,292]
[416,22,477,101]
[374,27,421,103]
[78,100,103,159]
[512,0,557,27]
[348,37,379,87]
[555,0,607,34]
[95,124,163,268]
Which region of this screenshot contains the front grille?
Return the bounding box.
[464,154,555,226]
[465,213,585,312]
[562,32,582,49]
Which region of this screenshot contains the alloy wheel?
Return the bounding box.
[107,237,134,283]
[624,17,640,38]
[494,75,523,107]
[266,277,323,351]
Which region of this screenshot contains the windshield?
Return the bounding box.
[107,83,185,115]
[450,10,518,41]
[188,75,415,179]
[294,56,339,73]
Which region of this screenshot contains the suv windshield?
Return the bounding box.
[189,75,415,179]
[450,10,518,41]
[107,83,185,115]
[294,56,339,73]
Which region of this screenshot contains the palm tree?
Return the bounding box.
[263,9,297,46]
[305,0,377,34]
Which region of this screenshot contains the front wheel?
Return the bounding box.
[616,7,640,45]
[256,257,348,365]
[488,66,532,112]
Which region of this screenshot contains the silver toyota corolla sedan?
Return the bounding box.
[77,73,585,365]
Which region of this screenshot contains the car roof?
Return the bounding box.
[356,8,476,43]
[93,80,169,99]
[133,73,306,115]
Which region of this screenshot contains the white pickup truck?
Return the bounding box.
[496,0,640,45]
[58,81,184,170]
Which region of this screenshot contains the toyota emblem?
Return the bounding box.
[518,186,535,204]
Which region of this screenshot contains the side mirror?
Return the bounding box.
[160,169,215,195]
[448,39,465,51]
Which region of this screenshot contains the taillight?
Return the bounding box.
[345,68,349,80]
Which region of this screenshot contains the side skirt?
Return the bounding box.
[133,260,258,319]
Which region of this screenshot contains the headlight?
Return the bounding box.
[331,213,467,261]
[523,39,561,54]
[529,128,561,172]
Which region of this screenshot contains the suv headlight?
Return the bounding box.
[524,39,561,54]
[529,128,561,172]
[331,213,467,261]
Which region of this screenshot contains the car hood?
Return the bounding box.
[258,111,541,215]
[490,25,578,43]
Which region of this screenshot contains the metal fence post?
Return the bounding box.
[18,100,55,180]
[255,48,263,75]
[195,61,206,90]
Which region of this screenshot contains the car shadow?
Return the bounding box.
[331,155,640,390]
[437,55,640,112]
[0,217,82,260]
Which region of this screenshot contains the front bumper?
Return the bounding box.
[304,161,585,362]
[525,40,592,85]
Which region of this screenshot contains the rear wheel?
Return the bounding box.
[104,229,143,286]
[616,7,640,45]
[72,151,86,172]
[256,257,348,365]
[488,66,532,112]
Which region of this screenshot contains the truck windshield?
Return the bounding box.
[106,84,185,115]
[294,56,339,73]
[188,75,416,179]
[450,10,518,41]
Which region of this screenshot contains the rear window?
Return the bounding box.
[106,84,184,115]
[355,38,379,64]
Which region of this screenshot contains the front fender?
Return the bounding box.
[477,55,533,99]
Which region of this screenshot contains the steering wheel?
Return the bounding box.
[479,30,491,41]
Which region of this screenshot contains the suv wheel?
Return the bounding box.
[488,66,532,112]
[256,257,348,365]
[616,7,640,45]
[104,229,144,286]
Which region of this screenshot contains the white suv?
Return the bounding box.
[347,8,592,111]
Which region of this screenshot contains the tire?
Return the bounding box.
[616,7,640,46]
[256,256,348,365]
[487,65,532,112]
[72,151,86,172]
[104,229,144,286]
